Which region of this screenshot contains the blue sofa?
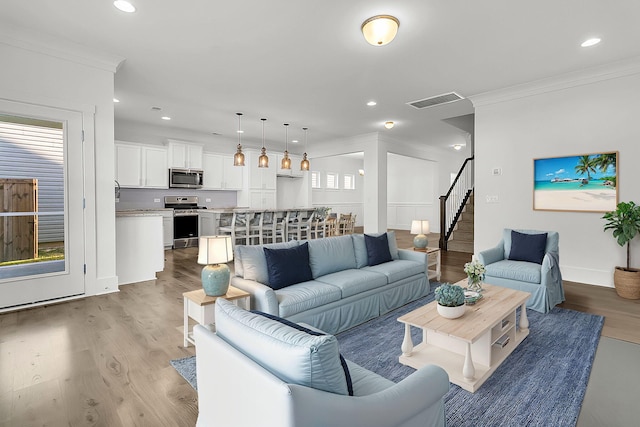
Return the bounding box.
[194,299,449,427]
[477,228,565,313]
[231,232,430,334]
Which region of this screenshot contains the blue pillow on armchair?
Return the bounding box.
[509,230,547,264]
[364,233,392,266]
[264,242,313,290]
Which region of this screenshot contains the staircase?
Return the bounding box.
[446,193,474,253]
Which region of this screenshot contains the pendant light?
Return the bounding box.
[233,112,245,166]
[300,127,310,171]
[258,118,269,168]
[281,123,291,170]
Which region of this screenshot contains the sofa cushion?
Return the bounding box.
[364,233,392,266]
[315,269,388,298]
[353,232,399,268]
[251,311,353,396]
[509,230,547,265]
[276,281,342,317]
[485,259,542,284]
[307,235,357,278]
[236,240,299,285]
[215,298,350,395]
[264,242,313,290]
[362,259,425,283]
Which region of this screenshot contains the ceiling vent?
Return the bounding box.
[407,92,464,109]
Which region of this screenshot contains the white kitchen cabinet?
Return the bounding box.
[142,209,174,249]
[276,154,304,178]
[115,142,168,189]
[167,140,203,169]
[202,153,243,190]
[248,151,276,190]
[199,211,218,236]
[249,190,276,209]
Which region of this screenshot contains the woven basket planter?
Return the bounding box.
[613,267,640,300]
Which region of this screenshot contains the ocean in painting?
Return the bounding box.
[534,178,615,191]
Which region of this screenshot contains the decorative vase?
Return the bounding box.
[467,276,483,293]
[436,303,466,319]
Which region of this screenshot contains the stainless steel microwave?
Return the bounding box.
[169,168,204,188]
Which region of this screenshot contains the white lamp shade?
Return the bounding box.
[410,220,430,235]
[361,15,400,46]
[198,235,233,265]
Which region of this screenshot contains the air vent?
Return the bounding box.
[407,92,464,109]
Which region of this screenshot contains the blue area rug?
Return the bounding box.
[171,293,603,427]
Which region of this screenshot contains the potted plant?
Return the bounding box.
[434,283,466,319]
[602,201,640,299]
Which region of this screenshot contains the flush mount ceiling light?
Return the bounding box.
[233,112,245,166]
[581,37,601,47]
[361,15,400,46]
[113,1,136,13]
[384,121,394,129]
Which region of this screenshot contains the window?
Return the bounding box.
[343,174,355,190]
[326,172,339,189]
[311,171,321,188]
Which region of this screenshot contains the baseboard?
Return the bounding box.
[561,266,613,288]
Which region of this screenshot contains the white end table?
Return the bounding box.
[183,286,250,347]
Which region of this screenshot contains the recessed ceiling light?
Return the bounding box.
[113,98,120,103]
[236,130,244,133]
[292,140,299,143]
[161,116,171,121]
[453,144,463,151]
[384,121,394,129]
[367,101,377,106]
[581,38,601,47]
[113,1,136,13]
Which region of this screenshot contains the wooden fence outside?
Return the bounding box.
[0,178,38,262]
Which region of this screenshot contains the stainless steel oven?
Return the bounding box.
[164,196,203,248]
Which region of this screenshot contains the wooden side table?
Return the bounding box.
[413,246,441,281]
[183,286,250,347]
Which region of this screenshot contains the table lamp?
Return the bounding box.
[197,235,233,296]
[410,220,430,249]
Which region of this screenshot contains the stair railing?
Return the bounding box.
[439,157,474,250]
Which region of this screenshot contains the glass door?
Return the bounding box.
[0,99,85,309]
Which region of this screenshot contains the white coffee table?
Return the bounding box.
[397,283,530,392]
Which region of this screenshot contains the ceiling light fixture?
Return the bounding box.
[113,98,120,103]
[281,123,291,170]
[113,1,136,13]
[161,116,171,121]
[258,118,269,168]
[367,101,377,106]
[361,15,400,46]
[453,144,463,151]
[358,169,365,176]
[301,127,310,171]
[581,38,601,47]
[234,112,245,166]
[384,121,394,129]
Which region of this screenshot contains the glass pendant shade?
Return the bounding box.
[301,127,310,171]
[259,118,269,168]
[234,112,245,166]
[281,123,291,169]
[234,143,245,166]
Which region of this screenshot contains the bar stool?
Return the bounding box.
[218,211,249,247]
[247,211,264,245]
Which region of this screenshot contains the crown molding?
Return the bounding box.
[470,56,640,108]
[0,23,125,73]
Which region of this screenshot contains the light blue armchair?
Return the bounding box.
[477,229,564,313]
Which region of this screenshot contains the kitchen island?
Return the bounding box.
[115,212,164,285]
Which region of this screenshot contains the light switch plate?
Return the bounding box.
[492,168,502,176]
[205,198,212,202]
[154,198,161,203]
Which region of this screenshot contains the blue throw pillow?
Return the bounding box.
[251,310,353,396]
[509,230,547,264]
[264,242,313,290]
[364,233,392,266]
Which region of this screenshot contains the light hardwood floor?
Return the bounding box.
[1,229,638,426]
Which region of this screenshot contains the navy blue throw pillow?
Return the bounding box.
[364,233,392,266]
[264,242,313,290]
[251,310,354,396]
[509,230,547,265]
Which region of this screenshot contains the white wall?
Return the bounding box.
[473,62,640,288]
[0,26,122,296]
[311,155,364,225]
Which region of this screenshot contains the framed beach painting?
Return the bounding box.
[533,151,618,212]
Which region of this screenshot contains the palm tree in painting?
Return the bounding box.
[575,155,597,181]
[593,153,616,173]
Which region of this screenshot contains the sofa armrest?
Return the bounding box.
[477,243,504,266]
[288,364,449,427]
[398,248,427,265]
[230,277,279,315]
